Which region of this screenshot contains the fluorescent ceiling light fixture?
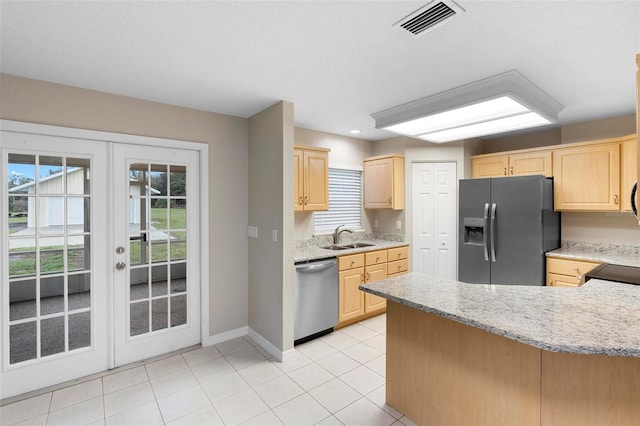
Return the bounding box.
[371,70,563,143]
[349,129,361,134]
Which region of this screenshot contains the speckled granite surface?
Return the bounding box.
[294,232,407,263]
[361,272,640,357]
[546,241,640,267]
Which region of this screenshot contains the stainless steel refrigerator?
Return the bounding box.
[458,175,560,285]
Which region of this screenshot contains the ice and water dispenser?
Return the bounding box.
[463,217,485,246]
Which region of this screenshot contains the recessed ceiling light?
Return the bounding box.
[349,129,361,134]
[371,70,563,143]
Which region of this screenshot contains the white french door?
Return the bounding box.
[1,132,109,399]
[411,162,457,279]
[112,143,200,366]
[1,128,203,399]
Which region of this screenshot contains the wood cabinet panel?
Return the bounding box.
[338,267,365,323]
[552,142,620,211]
[337,245,409,327]
[364,155,404,209]
[387,259,409,275]
[546,257,601,287]
[622,135,637,212]
[365,249,387,266]
[472,155,508,178]
[509,150,552,177]
[388,246,408,261]
[294,146,329,211]
[338,253,364,271]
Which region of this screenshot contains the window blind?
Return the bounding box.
[315,168,362,233]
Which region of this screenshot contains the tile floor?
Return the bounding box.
[0,314,419,426]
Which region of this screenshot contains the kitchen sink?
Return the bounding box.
[321,242,375,250]
[340,242,375,248]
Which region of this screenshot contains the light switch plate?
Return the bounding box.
[373,219,379,228]
[272,229,278,242]
[396,220,402,230]
[248,226,258,238]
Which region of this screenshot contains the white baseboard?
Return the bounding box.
[202,326,296,363]
[202,326,248,346]
[247,328,294,362]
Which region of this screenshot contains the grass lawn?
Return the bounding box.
[150,207,186,229]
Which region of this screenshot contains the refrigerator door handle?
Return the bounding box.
[490,203,497,262]
[483,203,490,261]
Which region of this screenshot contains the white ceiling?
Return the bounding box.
[1,1,639,141]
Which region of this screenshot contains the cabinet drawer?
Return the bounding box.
[547,257,600,277]
[387,259,408,275]
[387,246,408,261]
[547,272,580,287]
[339,253,365,271]
[365,250,388,266]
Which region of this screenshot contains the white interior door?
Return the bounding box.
[412,162,457,279]
[1,132,109,399]
[112,143,201,366]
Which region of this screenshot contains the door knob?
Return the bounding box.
[115,262,126,271]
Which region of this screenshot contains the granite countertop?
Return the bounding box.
[546,247,640,268]
[295,240,409,263]
[360,272,640,357]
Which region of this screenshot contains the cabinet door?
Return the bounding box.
[547,272,580,287]
[293,148,304,211]
[303,150,329,211]
[364,263,387,313]
[364,158,393,208]
[552,143,621,211]
[472,155,508,178]
[621,136,637,212]
[339,267,365,323]
[509,151,552,177]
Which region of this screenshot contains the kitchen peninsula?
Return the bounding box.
[361,273,640,425]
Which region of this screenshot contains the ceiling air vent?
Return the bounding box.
[395,1,465,37]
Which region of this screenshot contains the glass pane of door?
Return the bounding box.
[6,153,93,365]
[127,162,188,337]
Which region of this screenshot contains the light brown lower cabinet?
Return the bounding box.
[337,246,408,327]
[546,257,601,287]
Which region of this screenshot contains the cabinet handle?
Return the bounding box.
[510,166,514,175]
[366,272,370,281]
[304,196,309,205]
[361,274,364,283]
[388,197,392,205]
[504,167,507,176]
[614,194,618,205]
[351,261,355,266]
[397,253,401,258]
[298,196,303,205]
[376,257,380,262]
[397,265,401,271]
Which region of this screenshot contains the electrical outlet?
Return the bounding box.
[373,219,379,228]
[248,226,258,238]
[396,220,402,230]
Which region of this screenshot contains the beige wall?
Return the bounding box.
[248,101,294,353]
[561,114,636,144]
[0,73,250,337]
[482,128,561,154]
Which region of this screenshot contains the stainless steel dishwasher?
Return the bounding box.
[293,258,338,345]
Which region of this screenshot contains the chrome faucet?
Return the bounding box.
[333,225,353,245]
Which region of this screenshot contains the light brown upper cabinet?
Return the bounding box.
[364,154,404,209]
[621,134,637,211]
[294,146,329,211]
[552,141,620,211]
[472,150,552,178]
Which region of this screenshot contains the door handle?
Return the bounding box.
[483,203,489,262]
[490,203,497,263]
[115,262,126,271]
